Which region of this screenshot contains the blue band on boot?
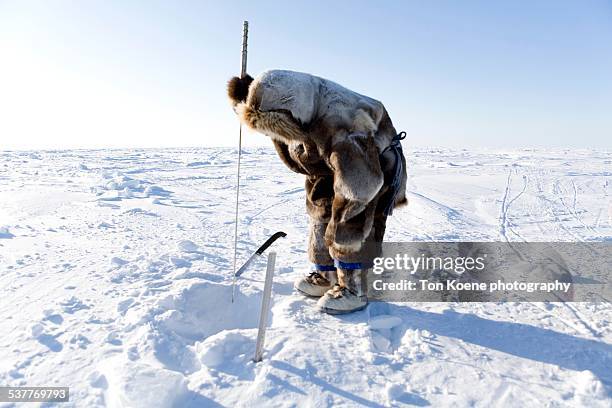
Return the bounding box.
[334,259,362,270]
[312,264,336,272]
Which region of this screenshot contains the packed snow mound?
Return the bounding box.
[196,329,256,369]
[99,358,189,408]
[92,171,172,202]
[153,281,262,340]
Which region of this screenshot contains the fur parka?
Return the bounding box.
[228,70,407,261]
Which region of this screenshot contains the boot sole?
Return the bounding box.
[317,303,368,315]
[295,287,326,298]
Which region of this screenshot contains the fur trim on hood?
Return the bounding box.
[227,75,254,107]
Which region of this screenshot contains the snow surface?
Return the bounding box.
[0,146,610,407]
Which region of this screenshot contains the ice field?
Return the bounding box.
[0,146,610,407]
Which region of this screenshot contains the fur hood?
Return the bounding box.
[228,70,396,152]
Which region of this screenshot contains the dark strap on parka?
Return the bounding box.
[380,131,406,216]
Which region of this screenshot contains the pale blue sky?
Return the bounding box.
[1,1,611,149]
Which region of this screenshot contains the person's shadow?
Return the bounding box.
[380,304,612,394]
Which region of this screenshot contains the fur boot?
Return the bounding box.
[294,269,337,298]
[316,268,368,314]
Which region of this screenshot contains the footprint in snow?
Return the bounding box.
[106,331,122,346]
[110,257,129,268]
[69,333,92,349]
[177,240,200,253]
[60,296,91,314]
[117,298,136,314]
[31,324,63,352]
[367,303,407,353]
[169,256,192,268]
[0,226,14,239]
[43,309,64,325]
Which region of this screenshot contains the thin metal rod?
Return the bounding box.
[231,124,243,302]
[254,251,276,362]
[241,21,249,78]
[232,21,249,302]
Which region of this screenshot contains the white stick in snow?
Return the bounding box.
[254,251,275,362]
[232,20,249,302]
